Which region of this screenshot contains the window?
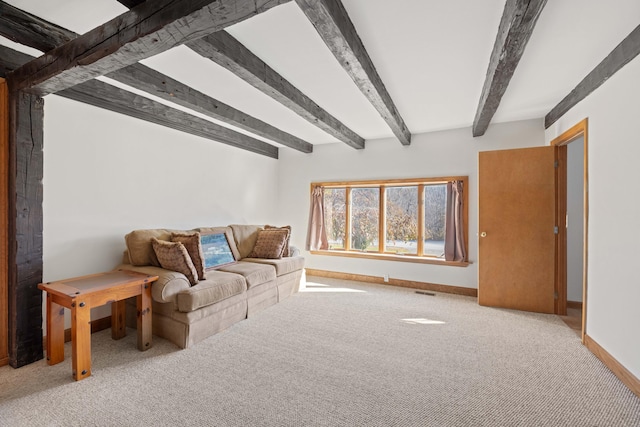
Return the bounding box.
[308,177,468,266]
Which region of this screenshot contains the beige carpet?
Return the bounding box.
[1,276,639,426]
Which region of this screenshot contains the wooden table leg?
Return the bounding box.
[137,283,152,351]
[111,300,127,340]
[46,294,65,365]
[71,300,92,381]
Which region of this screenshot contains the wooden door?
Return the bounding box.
[0,79,8,366]
[478,146,557,313]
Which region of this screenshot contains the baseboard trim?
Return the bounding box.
[584,334,640,398]
[42,316,113,347]
[305,269,477,297]
[0,355,8,367]
[567,300,583,310]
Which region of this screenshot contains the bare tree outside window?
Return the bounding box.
[385,186,418,254]
[324,188,346,249]
[351,188,379,251]
[424,184,446,256]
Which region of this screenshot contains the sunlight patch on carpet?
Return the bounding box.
[401,318,446,325]
[301,282,367,293]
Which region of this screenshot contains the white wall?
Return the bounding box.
[546,55,640,379]
[567,137,584,302]
[278,119,545,289]
[43,95,280,323]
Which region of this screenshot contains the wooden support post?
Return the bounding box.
[111,300,127,340]
[71,300,91,381]
[8,90,44,368]
[0,79,8,367]
[45,294,65,365]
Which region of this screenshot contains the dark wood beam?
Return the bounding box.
[0,2,302,154]
[295,0,410,146]
[116,0,146,8]
[108,64,313,153]
[187,32,365,149]
[472,0,547,137]
[58,79,279,159]
[545,24,640,128]
[8,90,44,367]
[8,0,292,96]
[0,2,76,52]
[0,46,278,158]
[0,46,33,78]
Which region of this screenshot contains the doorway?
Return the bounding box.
[551,119,588,342]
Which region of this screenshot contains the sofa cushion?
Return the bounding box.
[195,226,241,261]
[249,228,289,259]
[219,262,276,289]
[171,232,206,280]
[125,229,171,266]
[229,224,262,259]
[242,256,305,277]
[265,225,291,257]
[152,238,199,286]
[177,271,246,312]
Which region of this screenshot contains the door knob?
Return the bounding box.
[480,232,487,238]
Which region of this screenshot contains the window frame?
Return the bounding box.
[310,176,470,267]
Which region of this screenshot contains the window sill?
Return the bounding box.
[309,250,471,267]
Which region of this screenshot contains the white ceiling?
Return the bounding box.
[2,0,639,148]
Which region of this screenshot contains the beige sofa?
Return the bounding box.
[119,224,305,349]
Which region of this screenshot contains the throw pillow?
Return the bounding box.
[171,232,206,280]
[248,228,289,259]
[264,225,291,257]
[151,238,199,286]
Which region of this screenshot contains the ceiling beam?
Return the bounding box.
[116,0,146,8]
[0,45,32,78]
[472,0,547,137]
[59,79,279,159]
[8,0,292,96]
[295,0,411,146]
[108,64,312,153]
[0,2,76,52]
[187,32,365,149]
[545,24,640,128]
[0,1,310,153]
[0,45,278,159]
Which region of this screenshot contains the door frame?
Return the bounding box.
[550,118,589,342]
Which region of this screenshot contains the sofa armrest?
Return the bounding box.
[289,245,301,257]
[117,264,190,304]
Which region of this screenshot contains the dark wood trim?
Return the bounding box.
[58,79,279,159]
[8,90,44,368]
[305,269,478,297]
[8,0,292,95]
[472,0,547,137]
[296,0,411,145]
[108,64,313,153]
[567,300,582,310]
[0,78,8,367]
[545,25,640,128]
[187,32,365,149]
[0,2,76,52]
[584,334,640,399]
